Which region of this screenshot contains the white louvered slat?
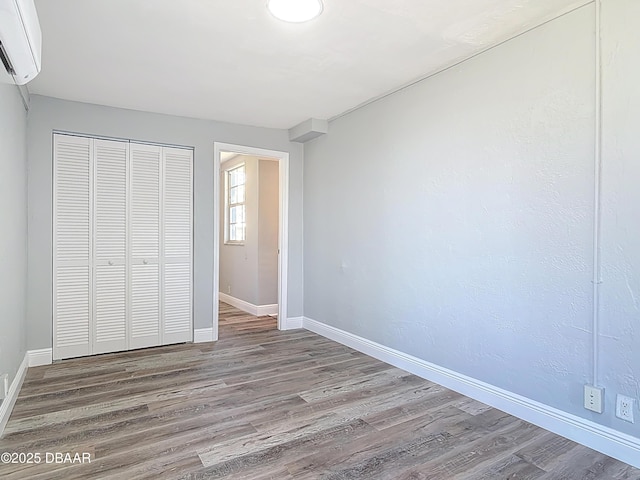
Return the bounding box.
[54,266,90,350]
[54,136,90,263]
[131,145,160,258]
[54,136,193,358]
[93,139,128,354]
[94,264,127,353]
[130,143,162,349]
[130,264,160,348]
[163,263,192,341]
[163,148,192,259]
[162,147,193,343]
[54,135,92,359]
[94,140,127,260]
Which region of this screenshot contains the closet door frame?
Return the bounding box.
[53,132,194,359]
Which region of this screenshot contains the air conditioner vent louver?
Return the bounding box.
[0,40,16,75]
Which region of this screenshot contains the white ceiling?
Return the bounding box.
[29,0,590,129]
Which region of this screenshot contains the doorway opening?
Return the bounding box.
[213,143,289,341]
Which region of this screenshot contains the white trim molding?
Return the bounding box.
[257,304,279,316]
[27,348,53,367]
[282,316,303,330]
[303,317,640,469]
[194,328,214,343]
[219,292,278,317]
[0,354,28,437]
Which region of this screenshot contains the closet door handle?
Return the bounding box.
[108,260,113,266]
[142,259,148,265]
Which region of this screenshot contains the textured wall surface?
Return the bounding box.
[26,96,304,349]
[0,84,28,389]
[305,6,600,420]
[598,0,640,437]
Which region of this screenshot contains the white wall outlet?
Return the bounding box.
[616,394,635,423]
[584,385,604,413]
[227,285,231,294]
[0,373,8,400]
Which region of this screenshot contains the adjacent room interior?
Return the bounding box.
[0,0,639,478]
[219,151,280,312]
[218,151,280,332]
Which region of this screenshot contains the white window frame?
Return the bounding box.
[225,164,246,245]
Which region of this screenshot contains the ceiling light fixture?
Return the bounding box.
[267,0,323,23]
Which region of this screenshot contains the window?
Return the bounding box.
[225,164,246,244]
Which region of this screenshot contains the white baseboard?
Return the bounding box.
[194,328,214,343]
[219,292,277,317]
[282,316,303,330]
[257,304,278,316]
[303,317,640,469]
[28,348,52,367]
[0,353,28,437]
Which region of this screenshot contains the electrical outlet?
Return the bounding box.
[227,285,231,294]
[584,385,604,413]
[616,394,635,423]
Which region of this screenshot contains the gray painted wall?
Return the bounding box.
[599,0,640,433]
[26,95,303,350]
[305,2,638,438]
[257,160,279,306]
[219,156,279,306]
[0,84,28,391]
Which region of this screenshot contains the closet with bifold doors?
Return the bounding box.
[53,133,193,360]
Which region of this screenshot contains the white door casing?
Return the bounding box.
[213,142,289,341]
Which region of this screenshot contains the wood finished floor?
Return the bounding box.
[1,303,638,479]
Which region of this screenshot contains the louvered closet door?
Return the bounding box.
[93,139,129,354]
[162,147,193,344]
[130,143,162,349]
[53,134,92,360]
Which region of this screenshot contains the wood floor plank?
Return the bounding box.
[1,302,637,479]
[514,430,581,471]
[395,419,542,479]
[470,454,546,480]
[194,419,376,479]
[287,406,471,479]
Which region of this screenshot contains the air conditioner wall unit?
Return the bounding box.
[0,0,41,85]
